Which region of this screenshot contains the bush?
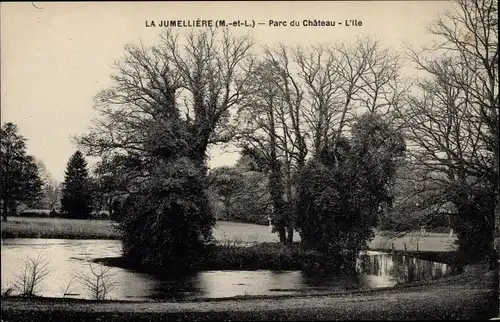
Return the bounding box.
[453,187,496,265]
[75,261,117,301]
[202,242,320,271]
[90,211,110,220]
[120,158,216,274]
[295,114,405,274]
[295,159,374,273]
[49,208,61,218]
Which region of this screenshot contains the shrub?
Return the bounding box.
[295,114,405,275]
[452,186,496,265]
[203,242,305,270]
[120,158,216,274]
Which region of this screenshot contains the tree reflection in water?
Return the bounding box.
[356,252,455,285]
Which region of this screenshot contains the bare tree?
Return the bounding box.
[30,159,61,211]
[236,59,290,243]
[260,37,406,165]
[75,261,117,301]
[235,38,405,244]
[78,28,256,174]
[297,37,407,157]
[13,251,52,297]
[395,0,498,263]
[294,44,340,157]
[263,45,308,169]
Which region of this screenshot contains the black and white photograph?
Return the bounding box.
[1,1,498,320]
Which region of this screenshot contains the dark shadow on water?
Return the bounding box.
[103,251,459,300]
[147,274,203,300]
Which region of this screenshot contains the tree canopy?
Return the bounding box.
[1,122,43,221]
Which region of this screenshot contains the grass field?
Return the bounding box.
[1,217,121,239]
[1,217,457,253]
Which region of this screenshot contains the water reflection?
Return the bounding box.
[1,239,456,301]
[356,251,454,285]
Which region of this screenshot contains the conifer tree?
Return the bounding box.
[61,151,93,219]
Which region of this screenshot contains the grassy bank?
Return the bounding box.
[0,218,301,243]
[1,217,121,239]
[1,217,456,249]
[1,263,497,321]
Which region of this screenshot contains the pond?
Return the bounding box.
[1,238,457,301]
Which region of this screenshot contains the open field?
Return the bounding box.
[1,263,497,321]
[0,218,289,242]
[1,217,121,239]
[1,217,457,252]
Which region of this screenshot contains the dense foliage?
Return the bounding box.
[87,116,217,272]
[295,113,406,273]
[0,122,43,221]
[450,183,496,264]
[207,165,271,225]
[120,158,215,273]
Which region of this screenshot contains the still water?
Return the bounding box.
[1,239,456,301]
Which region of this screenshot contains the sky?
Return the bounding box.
[1,1,455,182]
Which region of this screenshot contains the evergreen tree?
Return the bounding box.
[1,122,43,221]
[61,151,93,219]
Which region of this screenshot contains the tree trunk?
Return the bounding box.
[284,154,294,246]
[268,104,287,244]
[8,199,17,218]
[281,117,295,247]
[286,226,294,245]
[186,120,211,175]
[269,174,286,244]
[278,227,287,243]
[108,200,114,219]
[2,199,8,222]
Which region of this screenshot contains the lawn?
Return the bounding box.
[0,217,121,239]
[1,217,457,252]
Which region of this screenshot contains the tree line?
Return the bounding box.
[0,126,119,221]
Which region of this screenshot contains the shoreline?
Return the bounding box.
[2,263,497,321]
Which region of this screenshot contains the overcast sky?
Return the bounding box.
[1,1,454,182]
